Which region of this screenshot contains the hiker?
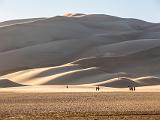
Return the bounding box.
[133,86,135,91]
[128,86,130,91]
[131,87,133,91]
[96,86,98,91]
[128,86,133,91]
[96,86,100,91]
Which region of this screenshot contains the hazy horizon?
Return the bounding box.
[0,0,160,23]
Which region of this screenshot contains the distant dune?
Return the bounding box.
[0,18,45,27]
[0,79,24,88]
[0,13,160,89]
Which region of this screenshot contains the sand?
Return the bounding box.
[0,14,160,89]
[0,92,159,120]
[0,18,45,27]
[0,13,160,120]
[0,85,160,93]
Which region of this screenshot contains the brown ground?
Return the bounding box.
[0,92,160,120]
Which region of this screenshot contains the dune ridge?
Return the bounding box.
[0,13,160,89]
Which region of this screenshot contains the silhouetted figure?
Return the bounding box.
[98,86,100,91]
[130,87,133,91]
[96,86,100,91]
[128,86,134,91]
[128,86,131,91]
[133,87,135,91]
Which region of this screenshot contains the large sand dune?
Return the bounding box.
[0,13,160,89]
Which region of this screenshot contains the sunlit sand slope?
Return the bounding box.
[0,14,160,88]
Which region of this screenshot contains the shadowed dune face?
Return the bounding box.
[0,14,160,88]
[136,77,160,86]
[0,79,24,88]
[73,46,160,74]
[99,78,141,88]
[0,18,46,27]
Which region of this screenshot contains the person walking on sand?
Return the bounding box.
[128,86,133,91]
[133,86,135,91]
[96,86,100,91]
[128,86,130,91]
[98,86,100,91]
[131,86,133,91]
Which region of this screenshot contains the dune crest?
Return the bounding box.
[64,13,86,17]
[0,14,160,88]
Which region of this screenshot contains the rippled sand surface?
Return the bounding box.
[0,92,160,120]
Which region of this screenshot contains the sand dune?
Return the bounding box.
[0,64,114,85]
[135,77,160,86]
[1,64,160,88]
[0,79,24,88]
[73,46,160,74]
[92,76,160,88]
[64,13,86,17]
[0,18,45,27]
[80,39,160,57]
[0,14,160,89]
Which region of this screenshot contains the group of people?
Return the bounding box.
[66,85,136,92]
[66,85,100,91]
[128,86,136,91]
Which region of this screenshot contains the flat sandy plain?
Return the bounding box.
[0,92,160,120]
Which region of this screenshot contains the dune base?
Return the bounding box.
[1,85,160,93]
